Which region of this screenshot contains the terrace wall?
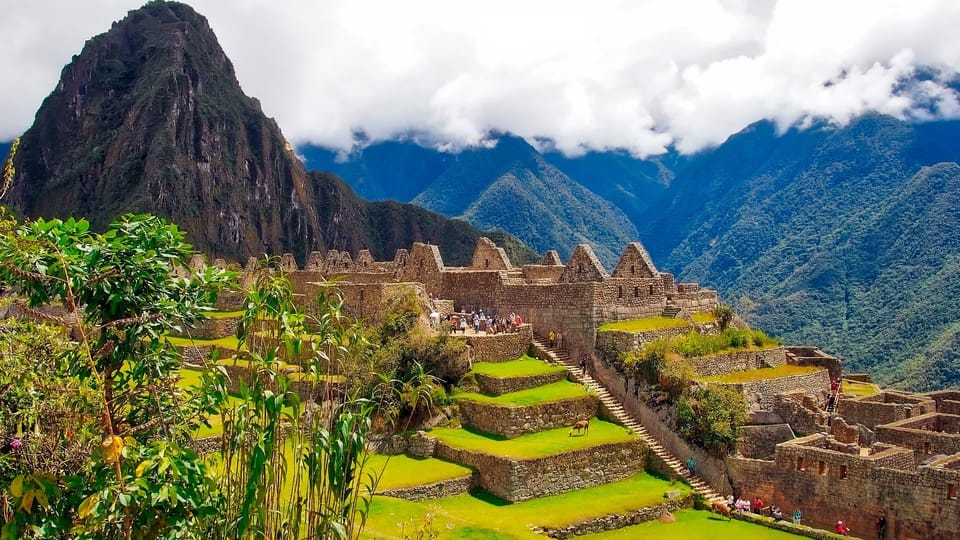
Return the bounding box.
[457,395,599,438]
[840,392,937,429]
[433,439,646,502]
[688,347,787,377]
[455,324,533,363]
[876,413,960,464]
[475,369,567,396]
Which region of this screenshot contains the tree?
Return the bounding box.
[675,385,747,456]
[0,213,232,539]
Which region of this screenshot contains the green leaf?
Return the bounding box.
[9,476,23,498]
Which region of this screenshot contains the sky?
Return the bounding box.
[2,0,959,156]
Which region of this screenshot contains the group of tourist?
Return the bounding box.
[725,494,801,525]
[446,309,522,335]
[547,329,565,350]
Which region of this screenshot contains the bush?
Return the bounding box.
[627,339,668,384]
[659,359,696,397]
[675,385,747,456]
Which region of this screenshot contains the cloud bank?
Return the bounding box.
[1,0,959,156]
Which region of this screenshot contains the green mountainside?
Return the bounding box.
[641,116,960,390]
[3,2,536,267]
[303,135,640,267]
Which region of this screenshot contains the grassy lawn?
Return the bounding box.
[455,381,588,407]
[368,455,473,491]
[842,379,879,397]
[165,334,243,349]
[470,356,565,378]
[363,473,693,539]
[598,317,690,333]
[691,311,718,324]
[204,310,244,319]
[429,420,635,459]
[580,509,806,539]
[698,365,822,384]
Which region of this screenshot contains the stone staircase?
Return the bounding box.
[661,305,682,318]
[533,339,725,505]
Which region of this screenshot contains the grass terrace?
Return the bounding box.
[429,420,634,459]
[368,455,473,491]
[455,380,589,407]
[470,355,565,378]
[698,365,821,384]
[580,509,806,539]
[691,311,718,324]
[842,379,879,397]
[363,473,693,539]
[598,316,691,333]
[164,334,243,350]
[203,310,244,319]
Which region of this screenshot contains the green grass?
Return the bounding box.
[363,474,693,539]
[841,379,879,397]
[598,317,691,333]
[579,509,806,539]
[429,420,634,459]
[455,381,588,407]
[368,455,473,491]
[164,334,242,349]
[691,311,718,324]
[698,365,822,384]
[204,310,243,319]
[470,356,565,378]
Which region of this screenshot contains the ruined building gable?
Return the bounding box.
[470,237,513,270]
[612,242,658,278]
[355,249,375,270]
[542,250,563,266]
[305,251,324,271]
[559,244,609,283]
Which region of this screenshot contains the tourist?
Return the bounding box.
[686,457,696,477]
[792,509,802,525]
[556,330,563,350]
[753,496,764,514]
[549,330,556,347]
[726,494,735,508]
[580,357,587,376]
[835,520,850,536]
[771,505,784,521]
[459,317,467,334]
[876,515,887,539]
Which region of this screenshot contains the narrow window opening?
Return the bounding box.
[648,285,654,295]
[796,457,804,471]
[630,264,635,275]
[949,484,958,500]
[925,442,933,455]
[818,461,826,475]
[484,259,489,268]
[839,465,848,479]
[634,286,639,297]
[618,286,623,298]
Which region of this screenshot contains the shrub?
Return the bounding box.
[659,359,696,397]
[675,385,747,456]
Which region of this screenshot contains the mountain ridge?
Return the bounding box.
[3,1,537,267]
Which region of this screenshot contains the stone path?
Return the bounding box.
[532,339,725,505]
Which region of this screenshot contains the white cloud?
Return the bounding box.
[0,0,958,156]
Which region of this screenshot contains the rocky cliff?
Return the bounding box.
[4,1,535,266]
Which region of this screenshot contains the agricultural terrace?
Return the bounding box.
[698,365,821,384]
[470,355,566,378]
[362,473,694,539]
[454,380,589,407]
[429,420,634,459]
[580,509,806,540]
[598,316,690,333]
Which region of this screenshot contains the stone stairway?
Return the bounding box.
[533,339,725,504]
[661,305,682,318]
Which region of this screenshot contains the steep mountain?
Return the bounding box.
[542,149,680,222]
[640,115,960,390]
[303,136,640,266]
[3,2,536,267]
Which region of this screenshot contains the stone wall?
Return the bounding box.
[376,474,476,502]
[433,439,646,502]
[785,347,842,381]
[454,324,533,363]
[737,369,830,410]
[728,438,960,539]
[537,494,695,539]
[688,347,787,377]
[174,316,239,340]
[521,265,565,281]
[876,413,960,464]
[594,326,692,353]
[475,369,567,396]
[840,392,937,429]
[770,392,830,436]
[457,395,598,438]
[738,424,796,460]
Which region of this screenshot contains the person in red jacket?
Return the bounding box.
[836,520,851,536]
